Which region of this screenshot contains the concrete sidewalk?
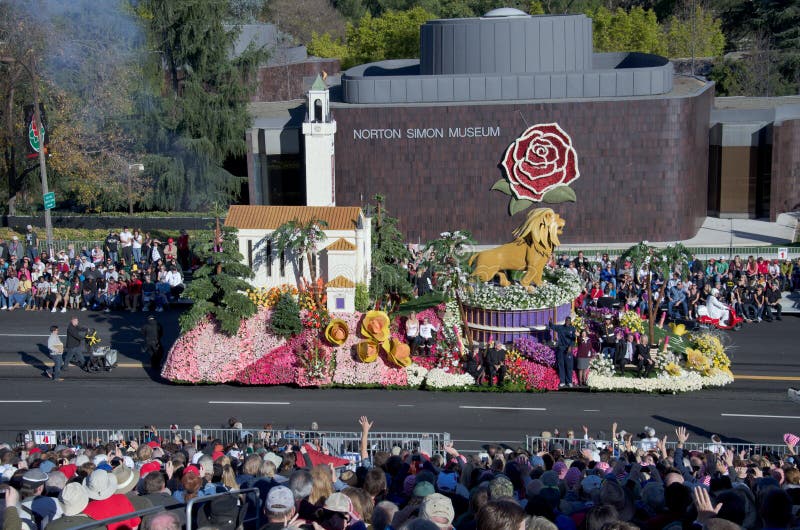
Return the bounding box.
[560,213,798,251]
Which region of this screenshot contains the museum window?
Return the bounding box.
[336,297,345,310]
[247,240,253,269]
[298,256,304,277]
[280,250,285,277]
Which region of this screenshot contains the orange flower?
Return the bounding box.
[357,341,378,363]
[360,311,391,352]
[387,339,412,368]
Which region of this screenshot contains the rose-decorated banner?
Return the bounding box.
[493,123,580,215]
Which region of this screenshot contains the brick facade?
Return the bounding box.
[252,60,340,102]
[770,119,800,221]
[331,85,713,244]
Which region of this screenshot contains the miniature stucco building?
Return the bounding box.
[225,205,371,300]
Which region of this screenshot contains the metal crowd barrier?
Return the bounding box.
[186,488,260,530]
[66,505,166,530]
[192,427,450,456]
[25,427,194,448]
[23,427,450,456]
[525,436,791,457]
[53,489,259,530]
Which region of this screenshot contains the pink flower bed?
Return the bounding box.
[330,312,408,386]
[162,306,559,391]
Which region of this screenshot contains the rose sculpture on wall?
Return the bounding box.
[493,123,580,215]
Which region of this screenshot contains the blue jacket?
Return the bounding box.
[549,323,576,350]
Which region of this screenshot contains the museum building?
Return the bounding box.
[244,10,800,245]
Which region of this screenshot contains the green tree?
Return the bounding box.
[271,292,303,337]
[138,0,266,211]
[751,0,800,92]
[709,34,790,96]
[369,195,413,307]
[270,219,328,282]
[308,31,350,60]
[589,6,666,55]
[529,1,546,14]
[309,7,436,68]
[665,5,725,58]
[421,230,476,346]
[179,225,257,336]
[620,242,691,341]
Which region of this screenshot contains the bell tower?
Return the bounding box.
[302,74,337,206]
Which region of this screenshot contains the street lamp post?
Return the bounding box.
[127,163,144,215]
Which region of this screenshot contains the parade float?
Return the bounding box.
[162,123,733,392]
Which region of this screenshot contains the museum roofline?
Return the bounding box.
[329,76,712,109]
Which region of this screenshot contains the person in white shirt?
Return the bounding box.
[132,229,143,265]
[419,317,438,354]
[701,287,730,325]
[639,426,659,451]
[119,226,133,264]
[405,312,421,354]
[164,267,184,299]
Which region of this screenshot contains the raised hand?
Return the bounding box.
[675,426,689,446]
[692,486,722,525]
[359,416,373,432]
[723,449,734,468]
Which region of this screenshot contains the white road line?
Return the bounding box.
[459,406,546,411]
[0,400,47,403]
[583,409,600,412]
[721,413,800,420]
[208,401,291,405]
[397,405,415,407]
[0,334,65,337]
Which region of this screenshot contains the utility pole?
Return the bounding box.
[29,59,54,258]
[1,54,54,256]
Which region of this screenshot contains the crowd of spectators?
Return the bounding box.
[406,246,799,327]
[559,252,799,326]
[0,226,191,314]
[1,418,799,530]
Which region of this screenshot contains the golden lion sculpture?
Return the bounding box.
[468,208,565,287]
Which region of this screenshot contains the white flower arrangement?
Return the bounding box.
[587,369,733,393]
[441,301,462,343]
[463,267,582,310]
[424,368,475,389]
[588,356,616,377]
[405,364,428,387]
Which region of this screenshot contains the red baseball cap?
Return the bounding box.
[147,441,160,448]
[139,461,161,476]
[184,464,201,476]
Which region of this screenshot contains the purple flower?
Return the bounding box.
[513,336,556,367]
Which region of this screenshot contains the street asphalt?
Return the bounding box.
[0,308,797,451]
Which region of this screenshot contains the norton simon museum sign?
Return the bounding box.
[352,125,501,140]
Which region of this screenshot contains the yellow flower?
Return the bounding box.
[665,362,682,376]
[361,311,391,352]
[357,342,378,363]
[386,339,412,367]
[324,319,349,346]
[669,322,687,336]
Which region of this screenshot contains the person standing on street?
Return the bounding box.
[549,317,577,388]
[63,316,87,370]
[25,224,39,261]
[142,315,164,370]
[46,325,64,381]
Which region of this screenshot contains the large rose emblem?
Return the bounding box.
[495,123,580,209]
